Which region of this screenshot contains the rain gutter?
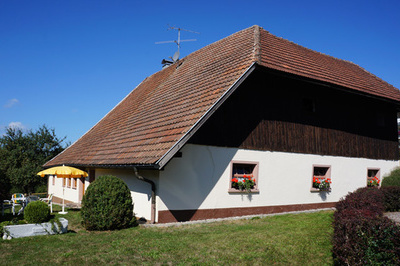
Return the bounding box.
[133,167,156,224]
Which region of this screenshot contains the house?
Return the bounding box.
[45,25,400,223]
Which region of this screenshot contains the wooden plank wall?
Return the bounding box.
[241,120,398,160]
[188,69,399,160]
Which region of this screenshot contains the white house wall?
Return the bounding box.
[158,144,398,212]
[95,169,159,221]
[48,169,159,221]
[47,176,80,204]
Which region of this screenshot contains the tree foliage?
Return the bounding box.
[0,125,67,199]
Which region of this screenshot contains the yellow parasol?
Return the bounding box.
[37,165,88,214]
[37,165,88,178]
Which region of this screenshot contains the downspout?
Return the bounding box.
[133,167,156,224]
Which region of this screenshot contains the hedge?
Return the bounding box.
[333,187,400,265]
[381,167,400,187]
[381,186,400,212]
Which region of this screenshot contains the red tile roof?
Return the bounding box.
[45,25,400,168]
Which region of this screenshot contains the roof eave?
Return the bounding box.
[42,162,159,170]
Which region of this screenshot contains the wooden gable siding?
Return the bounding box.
[188,68,399,160]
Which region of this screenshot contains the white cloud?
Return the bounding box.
[4,98,19,108]
[8,122,25,130]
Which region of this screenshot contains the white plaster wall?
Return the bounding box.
[95,169,159,221]
[158,144,399,212]
[47,176,80,203]
[48,169,159,221]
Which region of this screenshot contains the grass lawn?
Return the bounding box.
[1,206,333,265]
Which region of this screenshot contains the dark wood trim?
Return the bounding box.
[158,202,336,223]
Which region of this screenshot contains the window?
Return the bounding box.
[89,169,95,183]
[67,178,71,188]
[367,168,380,187]
[52,176,55,186]
[72,178,77,189]
[229,161,259,193]
[62,178,66,187]
[311,165,331,192]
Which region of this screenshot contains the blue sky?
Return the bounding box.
[1,0,399,145]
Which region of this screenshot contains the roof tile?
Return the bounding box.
[45,26,400,168]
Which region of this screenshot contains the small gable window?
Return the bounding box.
[311,165,331,192]
[367,168,380,187]
[229,161,259,193]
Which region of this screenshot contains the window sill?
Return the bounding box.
[228,189,259,194]
[310,187,331,193]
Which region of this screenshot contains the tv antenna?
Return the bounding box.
[156,26,200,64]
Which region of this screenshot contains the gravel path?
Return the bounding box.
[142,208,335,227]
[384,212,400,225]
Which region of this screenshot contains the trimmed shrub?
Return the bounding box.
[382,167,400,187]
[381,186,400,212]
[24,201,50,224]
[333,212,400,265]
[335,187,384,216]
[333,187,400,265]
[81,175,135,231]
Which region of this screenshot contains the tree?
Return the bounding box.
[0,125,67,196]
[0,167,10,201]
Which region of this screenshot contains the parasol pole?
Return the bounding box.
[59,185,67,214]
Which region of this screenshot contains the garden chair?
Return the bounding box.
[11,193,26,215]
[2,200,13,216]
[40,194,53,213]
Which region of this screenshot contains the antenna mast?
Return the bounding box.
[156,26,200,66]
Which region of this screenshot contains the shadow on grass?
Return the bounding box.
[67,208,81,212]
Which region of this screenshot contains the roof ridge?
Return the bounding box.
[253,25,262,64]
[181,25,258,62]
[264,31,392,82]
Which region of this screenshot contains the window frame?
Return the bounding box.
[67,178,71,188]
[367,168,380,187]
[228,160,259,193]
[72,178,77,189]
[310,164,331,192]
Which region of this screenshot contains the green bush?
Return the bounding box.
[0,221,13,237]
[382,167,400,187]
[24,201,50,223]
[81,175,135,231]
